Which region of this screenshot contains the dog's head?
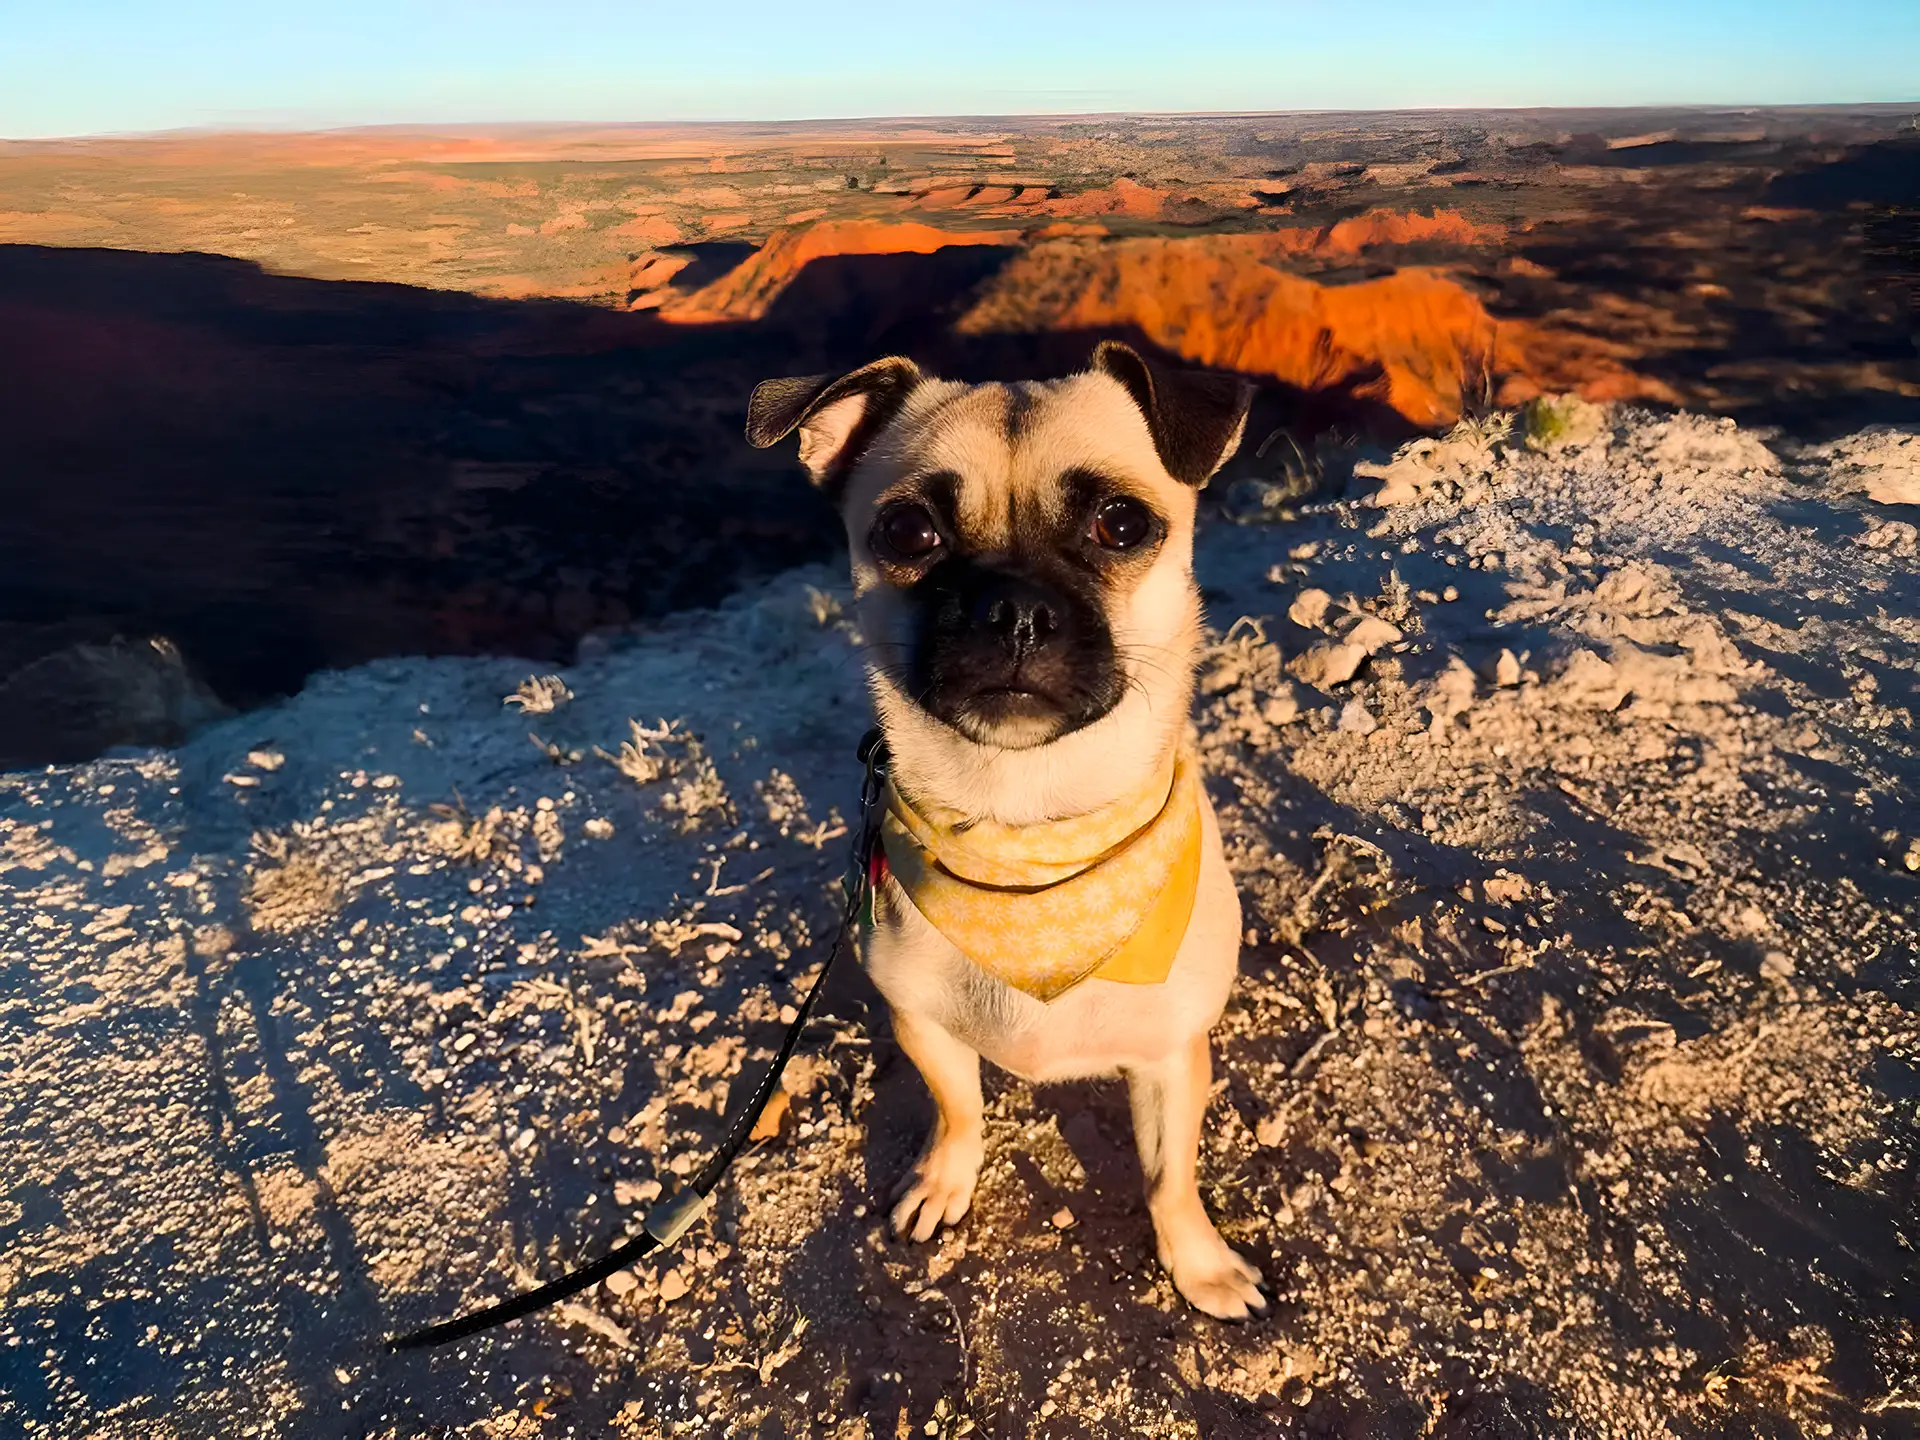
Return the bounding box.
[748,343,1250,766]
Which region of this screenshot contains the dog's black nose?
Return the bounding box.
[975,583,1058,659]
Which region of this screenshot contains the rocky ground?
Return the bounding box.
[2,407,1917,1439]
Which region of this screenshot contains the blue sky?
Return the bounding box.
[3,1,1916,138]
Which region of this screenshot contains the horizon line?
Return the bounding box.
[8,99,1918,146]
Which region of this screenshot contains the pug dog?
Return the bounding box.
[745,343,1265,1318]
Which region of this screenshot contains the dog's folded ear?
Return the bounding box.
[1090,341,1253,488]
[746,356,923,489]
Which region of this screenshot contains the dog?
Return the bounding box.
[746,342,1265,1319]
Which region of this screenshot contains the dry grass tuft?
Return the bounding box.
[503,675,573,714]
[802,585,843,626]
[592,718,734,829]
[423,801,513,865]
[596,718,680,786]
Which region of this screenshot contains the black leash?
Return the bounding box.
[386,729,889,1353]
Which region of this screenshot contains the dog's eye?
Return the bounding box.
[874,503,942,560]
[1091,496,1154,551]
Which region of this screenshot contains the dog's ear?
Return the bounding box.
[1090,341,1252,487]
[746,356,923,489]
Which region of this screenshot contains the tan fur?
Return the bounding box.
[815,362,1265,1318]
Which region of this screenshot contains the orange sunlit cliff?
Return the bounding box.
[958,232,1673,427]
[654,210,1670,427]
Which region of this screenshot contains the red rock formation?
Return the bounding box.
[958,233,1670,427]
[1286,208,1507,256]
[662,219,1022,323]
[654,212,1667,427]
[1042,176,1191,219]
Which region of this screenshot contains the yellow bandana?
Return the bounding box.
[880,746,1203,1002]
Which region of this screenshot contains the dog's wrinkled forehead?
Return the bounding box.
[746,342,1251,513]
[851,372,1173,535]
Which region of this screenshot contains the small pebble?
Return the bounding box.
[1288,588,1332,629]
[1346,616,1402,655]
[1262,687,1301,726]
[1291,641,1366,690]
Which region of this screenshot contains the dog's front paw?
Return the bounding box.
[889,1129,984,1243]
[1160,1224,1268,1321]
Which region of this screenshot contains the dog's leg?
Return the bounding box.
[887,1007,986,1242]
[1126,1031,1267,1319]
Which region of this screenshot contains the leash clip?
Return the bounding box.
[855,727,888,870]
[642,1187,711,1249]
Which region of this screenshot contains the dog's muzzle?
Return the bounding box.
[907,558,1123,746]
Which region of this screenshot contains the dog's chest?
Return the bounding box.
[863,797,1242,1080]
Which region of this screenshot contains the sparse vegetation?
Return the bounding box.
[597,717,682,786]
[1521,392,1609,452]
[1373,566,1416,628]
[1445,405,1515,454]
[802,585,843,626]
[1455,321,1502,422]
[660,736,733,831]
[527,731,584,765]
[423,800,512,865]
[504,674,573,714]
[596,717,734,829]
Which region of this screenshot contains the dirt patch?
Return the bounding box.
[1816,427,1920,507]
[244,834,344,935]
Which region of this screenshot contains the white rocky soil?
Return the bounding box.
[2,409,1916,1439]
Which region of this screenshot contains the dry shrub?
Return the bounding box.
[597,718,679,786]
[503,674,573,714]
[423,803,512,865]
[597,718,734,830]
